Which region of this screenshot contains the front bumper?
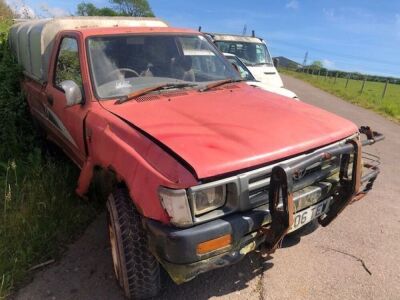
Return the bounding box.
[144,127,383,284]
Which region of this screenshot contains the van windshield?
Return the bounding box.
[214,41,273,66]
[224,54,256,81]
[87,34,240,99]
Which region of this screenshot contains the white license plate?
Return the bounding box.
[288,197,332,233]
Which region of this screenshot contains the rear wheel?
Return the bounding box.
[106,187,160,299]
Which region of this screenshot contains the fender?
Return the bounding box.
[76,109,197,223]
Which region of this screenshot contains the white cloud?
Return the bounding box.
[322,8,335,20]
[6,0,36,19]
[40,3,69,17]
[322,59,335,69]
[285,0,299,10]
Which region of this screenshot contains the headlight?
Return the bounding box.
[191,185,226,216]
[159,187,193,227]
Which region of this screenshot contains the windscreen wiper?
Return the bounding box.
[199,78,244,92]
[115,83,197,104]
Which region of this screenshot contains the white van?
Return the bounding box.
[208,33,284,88]
[223,52,298,99]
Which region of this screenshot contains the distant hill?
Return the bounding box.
[273,56,302,69]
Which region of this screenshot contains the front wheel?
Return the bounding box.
[106,187,160,299]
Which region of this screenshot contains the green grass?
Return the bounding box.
[0,152,100,299]
[0,18,100,299]
[280,69,400,122]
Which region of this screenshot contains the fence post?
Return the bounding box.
[325,71,328,81]
[360,78,366,94]
[318,69,321,79]
[334,72,338,84]
[381,80,389,100]
[345,74,350,88]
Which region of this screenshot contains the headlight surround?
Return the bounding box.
[190,185,227,216]
[159,187,193,227]
[159,184,228,227]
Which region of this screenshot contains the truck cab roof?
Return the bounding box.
[206,32,265,43]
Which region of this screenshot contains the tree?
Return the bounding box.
[310,60,323,70]
[77,3,119,16]
[110,0,154,17]
[77,3,99,16]
[76,0,154,17]
[0,0,14,21]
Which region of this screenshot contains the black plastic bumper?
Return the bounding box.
[144,202,272,283]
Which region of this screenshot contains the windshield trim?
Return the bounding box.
[86,32,237,101]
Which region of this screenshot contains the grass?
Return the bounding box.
[0,151,100,299]
[0,17,101,299]
[280,69,400,122]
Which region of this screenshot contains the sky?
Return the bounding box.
[7,0,400,77]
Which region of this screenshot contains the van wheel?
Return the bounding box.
[106,187,160,299]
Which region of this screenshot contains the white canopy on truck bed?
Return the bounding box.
[9,17,168,83]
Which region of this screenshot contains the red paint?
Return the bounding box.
[22,26,358,224]
[104,85,358,179]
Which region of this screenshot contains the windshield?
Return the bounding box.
[214,41,273,66]
[224,54,256,81]
[87,34,240,99]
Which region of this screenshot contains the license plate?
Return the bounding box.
[288,197,332,233]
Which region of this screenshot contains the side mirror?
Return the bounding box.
[273,58,279,68]
[60,80,83,106]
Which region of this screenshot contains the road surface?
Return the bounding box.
[16,74,400,300]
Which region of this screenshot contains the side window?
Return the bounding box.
[54,37,83,89]
[255,44,266,64]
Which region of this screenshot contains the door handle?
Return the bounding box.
[47,95,54,106]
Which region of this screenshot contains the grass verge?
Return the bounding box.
[0,18,100,299]
[280,69,400,122]
[0,152,100,298]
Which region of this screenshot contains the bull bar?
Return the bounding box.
[144,127,383,283]
[260,126,384,254]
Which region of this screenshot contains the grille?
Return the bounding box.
[135,94,161,102]
[247,156,341,208]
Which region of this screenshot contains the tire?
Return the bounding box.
[106,187,160,299]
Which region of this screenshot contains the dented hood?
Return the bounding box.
[103,84,358,179]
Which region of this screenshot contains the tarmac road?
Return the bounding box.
[15,74,400,300]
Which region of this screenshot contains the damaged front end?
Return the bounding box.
[144,127,383,284]
[260,126,383,255]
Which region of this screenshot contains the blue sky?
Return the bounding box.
[9,0,400,77]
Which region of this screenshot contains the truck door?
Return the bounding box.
[44,34,89,167]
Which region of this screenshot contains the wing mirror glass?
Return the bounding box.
[60,80,83,106]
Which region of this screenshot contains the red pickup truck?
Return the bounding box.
[10,17,383,299]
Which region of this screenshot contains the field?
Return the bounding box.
[0,19,100,299]
[280,69,400,122]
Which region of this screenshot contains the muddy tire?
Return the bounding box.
[106,187,160,299]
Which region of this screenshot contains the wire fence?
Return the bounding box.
[298,68,392,100]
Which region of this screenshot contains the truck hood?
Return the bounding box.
[103,84,358,179]
[247,65,284,87]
